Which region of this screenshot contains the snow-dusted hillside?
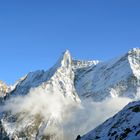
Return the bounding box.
[75,48,140,101]
[80,100,140,140]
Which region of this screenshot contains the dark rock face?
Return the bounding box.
[76,135,81,140]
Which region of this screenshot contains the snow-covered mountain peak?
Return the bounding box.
[74,48,140,100]
[128,47,140,54]
[55,49,72,69]
[54,50,100,70]
[9,49,80,102]
[0,80,9,97]
[61,49,72,67]
[127,48,140,60]
[127,48,140,80]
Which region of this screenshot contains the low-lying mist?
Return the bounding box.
[2,87,132,140]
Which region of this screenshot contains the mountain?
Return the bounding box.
[0,50,80,140]
[8,48,140,101]
[0,80,9,97]
[9,50,79,101]
[80,100,140,140]
[75,48,140,101]
[0,48,140,140]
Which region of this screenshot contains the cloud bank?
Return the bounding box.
[1,87,132,140]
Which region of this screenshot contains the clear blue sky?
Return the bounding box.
[0,0,140,84]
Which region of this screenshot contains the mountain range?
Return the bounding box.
[0,48,140,140]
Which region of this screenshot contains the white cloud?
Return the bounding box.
[2,87,132,140]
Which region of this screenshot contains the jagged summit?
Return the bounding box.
[9,49,80,101]
[127,48,140,82]
[55,49,100,69]
[74,48,140,100]
[64,49,70,55]
[128,47,140,53]
[0,80,9,97]
[127,48,140,62]
[61,49,72,68]
[54,49,72,69]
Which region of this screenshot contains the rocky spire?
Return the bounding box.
[54,50,72,69]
